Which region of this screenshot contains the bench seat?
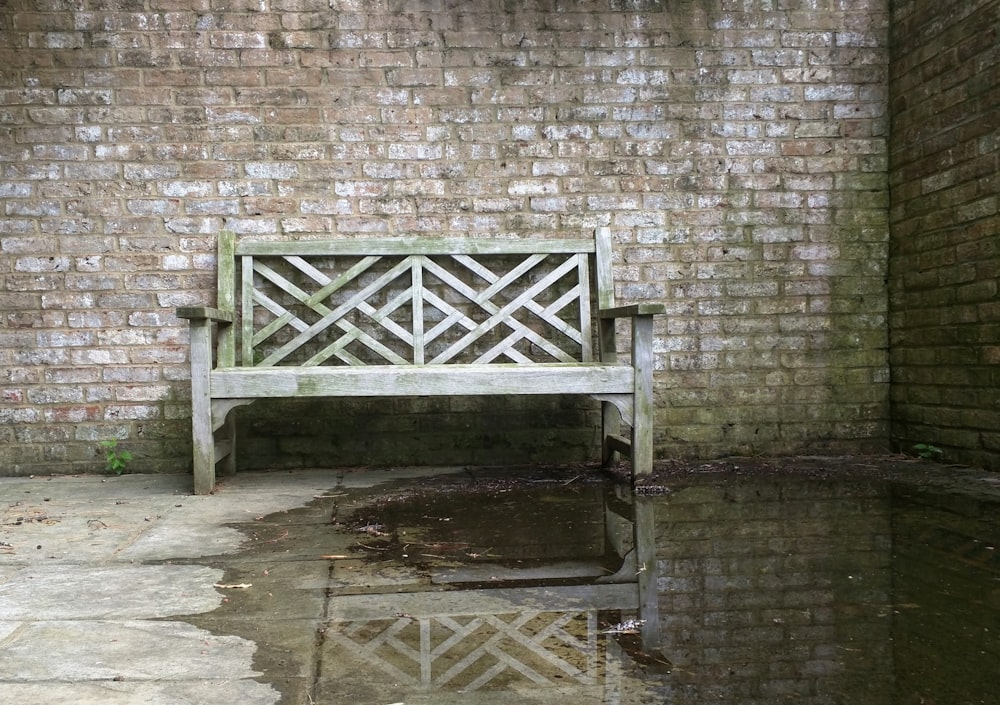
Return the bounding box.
[208,363,635,398]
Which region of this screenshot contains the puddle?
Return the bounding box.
[181,462,1000,704]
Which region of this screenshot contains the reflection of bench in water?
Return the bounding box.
[322,584,636,695]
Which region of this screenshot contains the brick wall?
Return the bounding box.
[0,0,891,475]
[888,0,1000,471]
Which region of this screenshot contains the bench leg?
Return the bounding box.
[188,319,216,495]
[631,315,655,478]
[219,412,238,477]
[601,401,621,467]
[598,316,622,468]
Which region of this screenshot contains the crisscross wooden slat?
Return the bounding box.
[252,288,310,335]
[244,249,589,366]
[453,253,587,346]
[451,252,592,362]
[258,256,416,366]
[429,254,582,364]
[419,287,534,364]
[247,255,425,366]
[242,254,382,365]
[303,286,413,366]
[418,255,580,363]
[268,255,414,365]
[285,255,416,348]
[253,257,380,346]
[420,253,549,338]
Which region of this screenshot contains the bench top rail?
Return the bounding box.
[235,237,596,257]
[225,235,608,368]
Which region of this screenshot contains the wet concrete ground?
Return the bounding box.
[2,457,1000,704]
[184,467,657,704]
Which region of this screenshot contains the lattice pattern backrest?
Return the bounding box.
[232,239,598,367]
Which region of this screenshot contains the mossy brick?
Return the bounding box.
[890,0,999,470]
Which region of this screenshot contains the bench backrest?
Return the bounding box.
[214,228,616,368]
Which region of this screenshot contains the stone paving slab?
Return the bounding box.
[0,564,223,620]
[0,620,262,681]
[0,470,348,705]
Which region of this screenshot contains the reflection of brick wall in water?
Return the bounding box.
[891,485,1000,704]
[649,476,893,703]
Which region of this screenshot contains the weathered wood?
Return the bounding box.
[429,254,581,364]
[176,307,234,323]
[217,230,237,368]
[210,364,635,398]
[218,413,237,477]
[577,253,594,361]
[211,398,255,432]
[594,226,616,311]
[177,228,662,494]
[598,303,666,318]
[630,314,655,477]
[187,317,216,495]
[237,237,596,257]
[592,394,634,428]
[214,437,233,463]
[604,433,632,457]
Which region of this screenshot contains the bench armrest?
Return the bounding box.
[598,303,665,319]
[177,307,234,324]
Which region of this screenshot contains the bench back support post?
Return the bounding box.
[594,227,616,311]
[217,230,237,368]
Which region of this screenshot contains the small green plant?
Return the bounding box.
[100,439,133,475]
[913,443,943,461]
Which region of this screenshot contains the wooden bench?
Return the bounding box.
[177,227,664,494]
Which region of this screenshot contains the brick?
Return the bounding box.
[0,0,912,473]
